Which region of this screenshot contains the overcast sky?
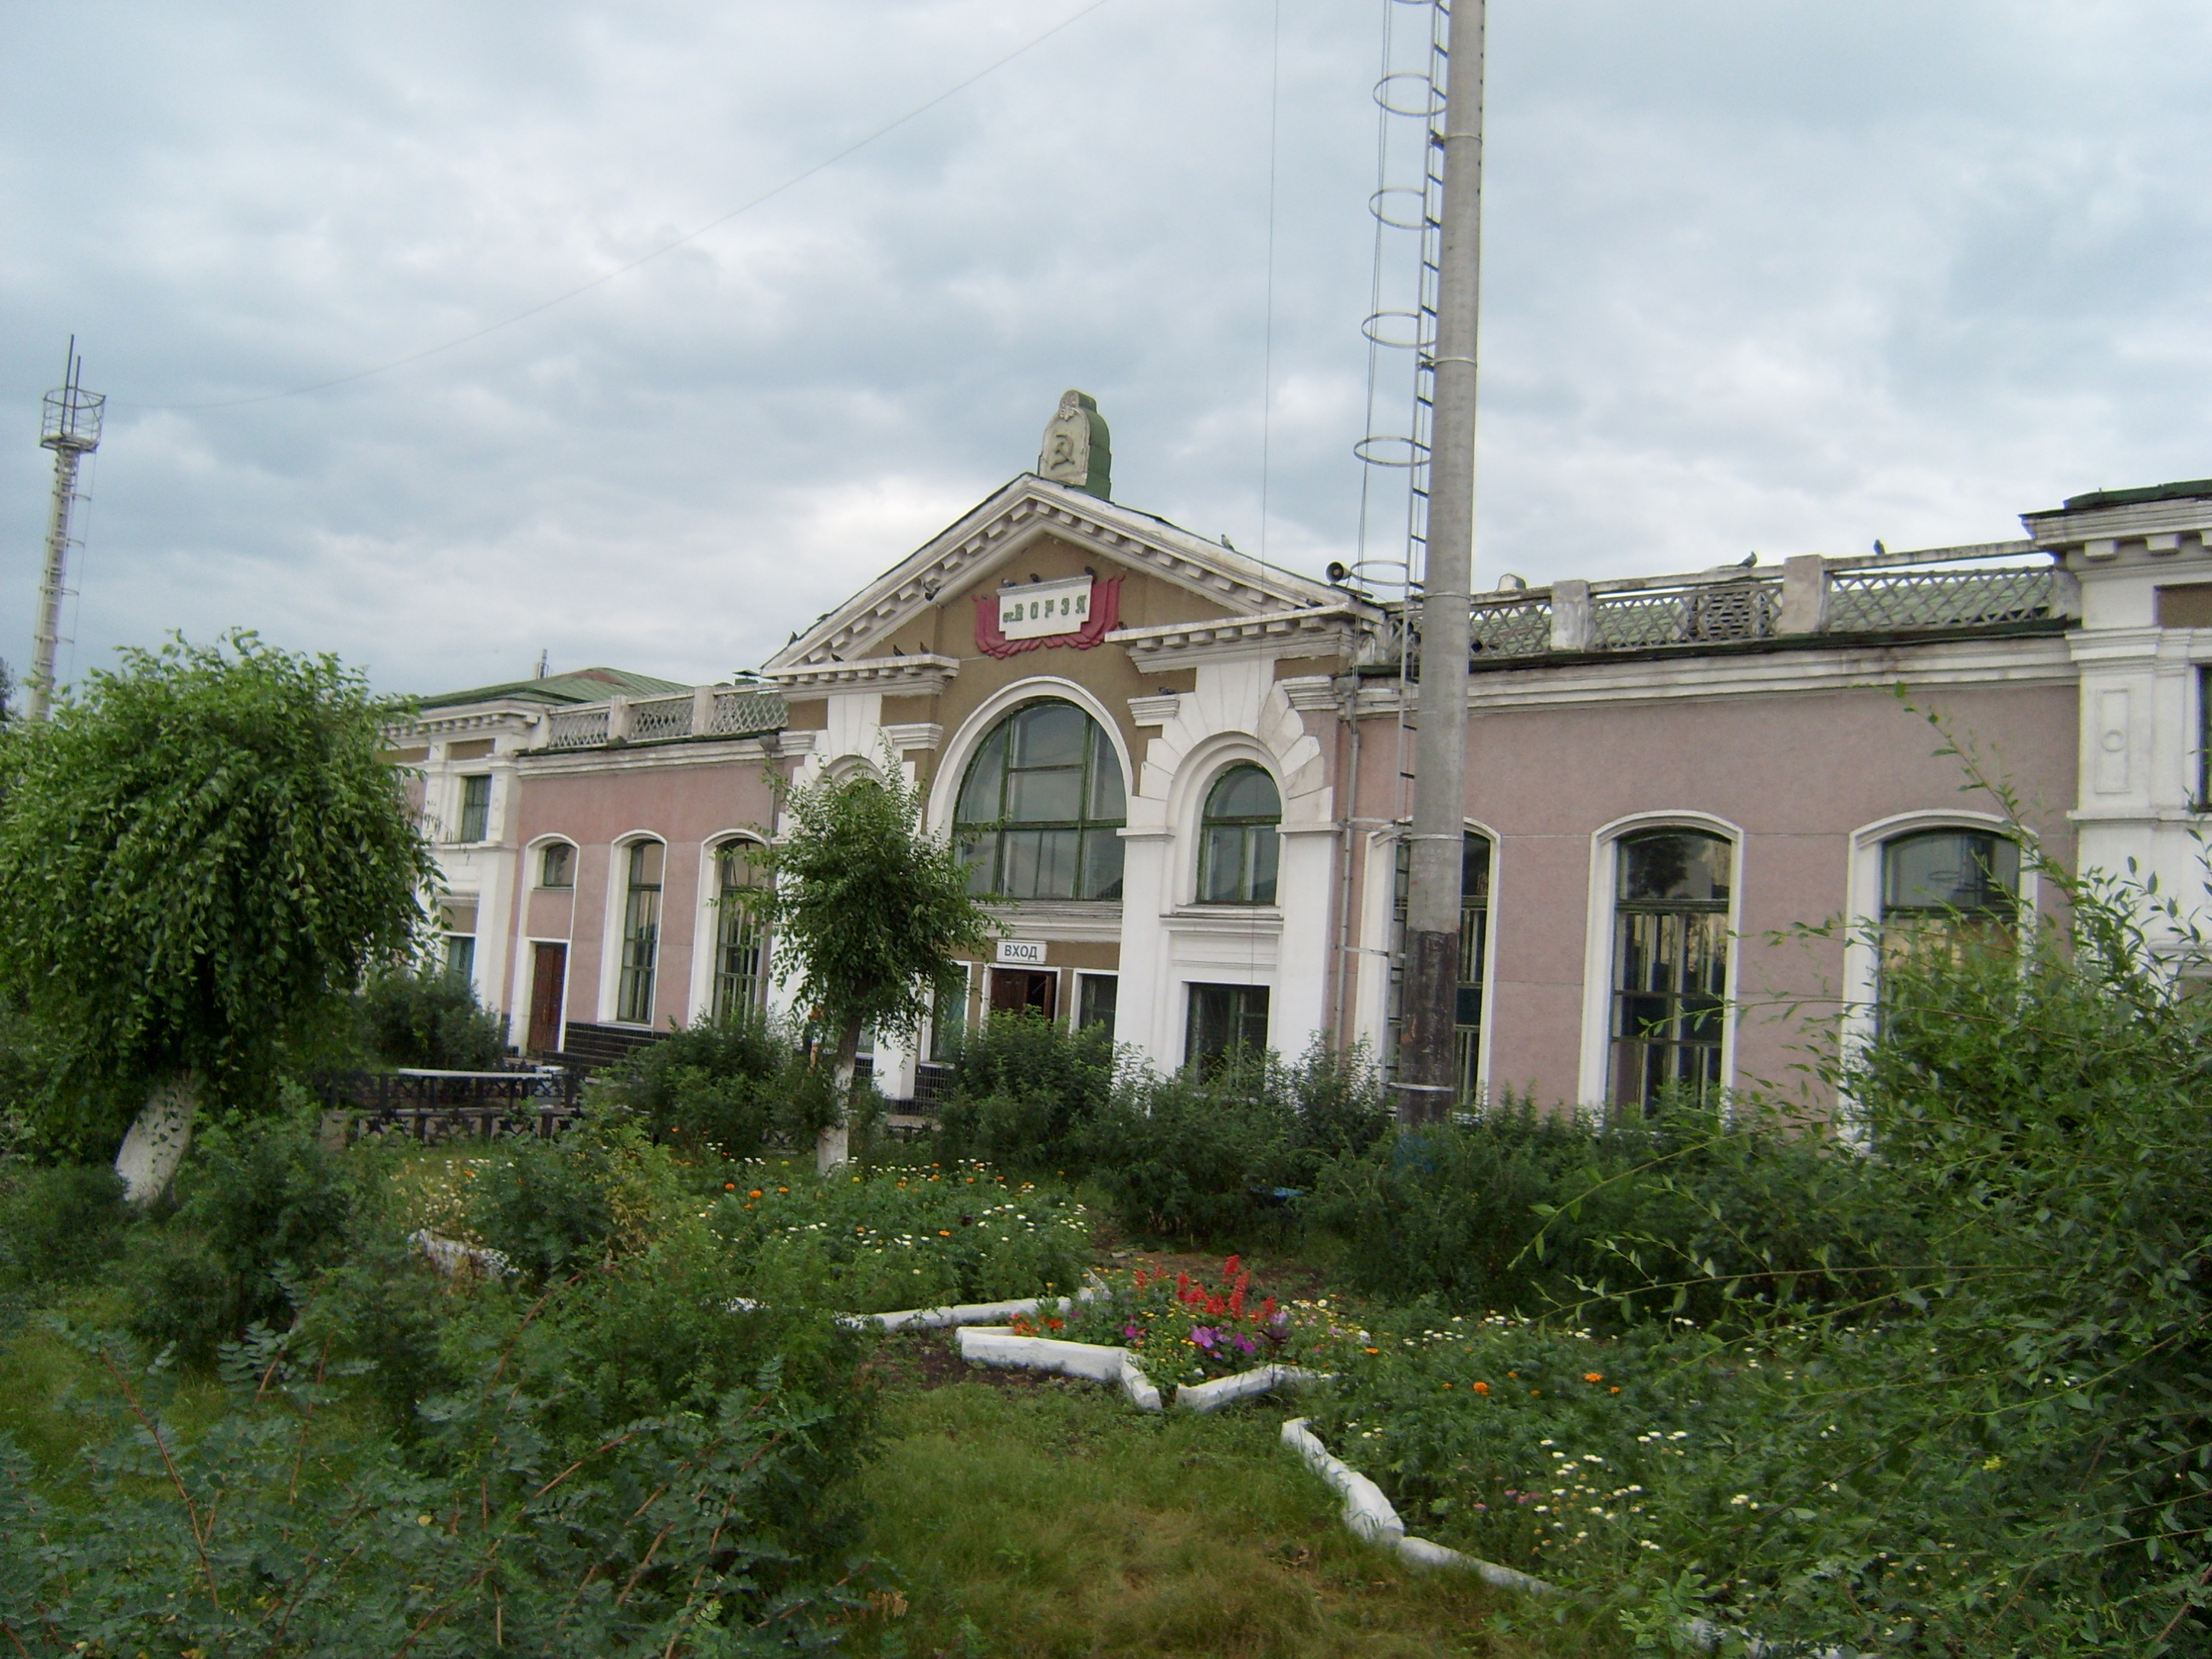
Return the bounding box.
[4,1,2208,696]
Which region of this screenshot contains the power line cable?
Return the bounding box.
[122,0,1118,413]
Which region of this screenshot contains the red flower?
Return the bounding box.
[1260,1296,1277,1320]
[1222,1254,1241,1278]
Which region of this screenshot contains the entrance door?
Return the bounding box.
[988,967,1058,1021]
[528,943,568,1055]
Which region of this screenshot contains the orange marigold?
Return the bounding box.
[1583,1372,1604,1383]
[1472,1381,1491,1395]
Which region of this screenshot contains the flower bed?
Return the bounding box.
[705,1159,1092,1314]
[1054,1256,1367,1388]
[1309,1310,2060,1652]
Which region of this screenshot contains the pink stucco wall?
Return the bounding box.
[506,755,783,1032]
[1349,678,2078,1110]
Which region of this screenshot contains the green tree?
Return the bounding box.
[0,633,433,1199]
[751,757,994,1170]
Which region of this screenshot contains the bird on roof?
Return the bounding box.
[1736,552,1758,568]
[1873,539,1887,556]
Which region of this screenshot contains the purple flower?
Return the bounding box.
[1191,1326,1217,1347]
[1123,1323,1143,1340]
[1233,1333,1256,1354]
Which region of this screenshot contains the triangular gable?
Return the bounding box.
[762,475,1341,673]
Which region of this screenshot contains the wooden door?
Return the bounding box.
[528,943,568,1055]
[987,968,1058,1021]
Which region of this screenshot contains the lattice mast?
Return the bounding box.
[1393,0,1485,1122]
[28,338,103,721]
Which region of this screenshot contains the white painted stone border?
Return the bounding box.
[1280,1418,1860,1658]
[1174,1364,1333,1413]
[1280,1418,1554,1595]
[956,1327,1162,1411]
[413,1229,510,1278]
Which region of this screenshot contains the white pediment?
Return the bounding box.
[761,475,1342,674]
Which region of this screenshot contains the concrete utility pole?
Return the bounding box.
[28,339,103,722]
[1396,0,1485,1123]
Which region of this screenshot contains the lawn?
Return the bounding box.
[849,1333,1624,1659]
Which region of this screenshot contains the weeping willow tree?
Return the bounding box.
[751,757,994,1172]
[0,633,433,1200]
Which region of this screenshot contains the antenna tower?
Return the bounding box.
[28,338,104,721]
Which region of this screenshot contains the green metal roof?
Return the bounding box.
[2056,478,2212,513]
[415,667,691,711]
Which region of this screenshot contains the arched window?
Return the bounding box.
[1391,830,1492,1102]
[953,700,1126,900]
[1879,830,2020,981]
[1611,830,1731,1112]
[711,840,768,1020]
[616,840,664,1024]
[1198,765,1281,905]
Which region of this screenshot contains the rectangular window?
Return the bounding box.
[444,932,476,989]
[930,965,972,1060]
[539,842,575,888]
[456,774,492,842]
[1076,972,1118,1038]
[2200,666,2211,809]
[616,841,663,1025]
[1186,982,1269,1072]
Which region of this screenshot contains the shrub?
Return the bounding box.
[122,1105,358,1358]
[1082,1040,1390,1242]
[934,1011,1114,1172]
[1305,1095,1902,1324]
[354,968,506,1071]
[0,1161,130,1297]
[588,1008,824,1160]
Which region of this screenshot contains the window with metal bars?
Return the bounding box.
[616,840,664,1025]
[1610,830,1732,1113]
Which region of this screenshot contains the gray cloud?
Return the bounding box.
[2,0,2207,695]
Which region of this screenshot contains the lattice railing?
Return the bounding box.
[545,706,610,750]
[628,694,694,742]
[1468,598,1552,657]
[1825,567,2057,633]
[1592,580,1781,649]
[707,688,786,737]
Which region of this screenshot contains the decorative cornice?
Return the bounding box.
[514,736,779,778]
[1360,633,2077,714]
[1278,674,1343,714]
[385,707,539,743]
[1128,693,1182,727]
[981,899,1124,944]
[881,721,944,753]
[1109,606,1369,665]
[768,655,961,696]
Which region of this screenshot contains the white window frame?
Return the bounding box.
[1577,811,1745,1113]
[690,832,770,1022]
[599,832,667,1026]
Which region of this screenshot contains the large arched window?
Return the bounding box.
[616,840,664,1025]
[954,700,1126,900]
[711,840,768,1020]
[1611,829,1731,1112]
[1198,765,1281,904]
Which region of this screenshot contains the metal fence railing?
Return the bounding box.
[316,1068,583,1145]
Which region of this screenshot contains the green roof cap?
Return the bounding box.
[415,667,691,711]
[2057,478,2212,513]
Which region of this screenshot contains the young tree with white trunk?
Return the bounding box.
[750,758,993,1172]
[0,633,432,1202]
